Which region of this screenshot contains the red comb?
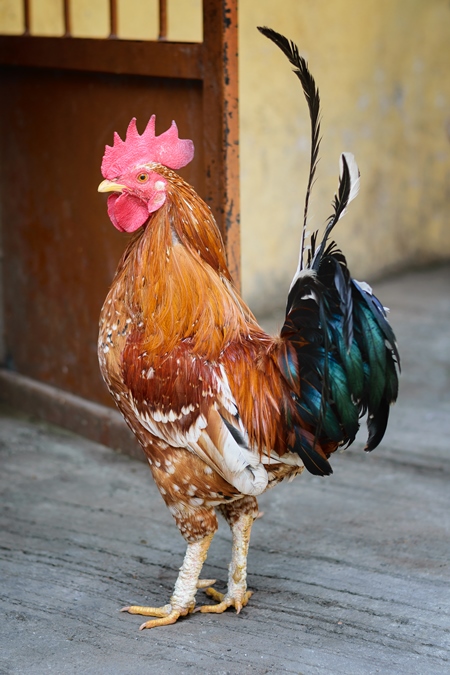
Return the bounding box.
[101,116,194,179]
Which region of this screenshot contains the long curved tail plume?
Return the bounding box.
[260,27,400,475]
[258,26,321,276]
[310,152,360,272]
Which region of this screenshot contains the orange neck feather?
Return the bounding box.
[116,171,258,360]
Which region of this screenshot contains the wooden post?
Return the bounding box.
[202,0,240,289]
[23,0,31,35]
[159,0,167,41]
[63,0,72,37]
[109,0,118,39]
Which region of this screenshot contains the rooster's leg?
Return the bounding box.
[198,496,258,614]
[122,531,215,630]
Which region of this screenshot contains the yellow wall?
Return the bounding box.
[240,0,450,311]
[1,0,449,313]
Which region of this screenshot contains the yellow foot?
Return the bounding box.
[196,586,253,614]
[120,602,194,630]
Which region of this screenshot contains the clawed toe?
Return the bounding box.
[120,602,194,629]
[196,586,253,614]
[139,609,183,630]
[120,603,172,618]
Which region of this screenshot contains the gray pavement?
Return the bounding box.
[1,265,450,674]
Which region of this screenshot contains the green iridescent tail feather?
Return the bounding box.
[281,246,400,474]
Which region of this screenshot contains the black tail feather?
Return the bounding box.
[258,26,321,273]
[364,399,390,452]
[292,426,333,476]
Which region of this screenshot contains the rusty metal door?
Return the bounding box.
[0,0,239,449]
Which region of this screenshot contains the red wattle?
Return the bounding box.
[107,193,149,233]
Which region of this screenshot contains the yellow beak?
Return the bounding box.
[98,179,126,193]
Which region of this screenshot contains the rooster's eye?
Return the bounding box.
[137,172,149,183]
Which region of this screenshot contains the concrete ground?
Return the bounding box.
[1,265,449,675]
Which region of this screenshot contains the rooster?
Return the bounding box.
[97,27,399,630]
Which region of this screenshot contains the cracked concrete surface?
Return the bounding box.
[1,265,449,674]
